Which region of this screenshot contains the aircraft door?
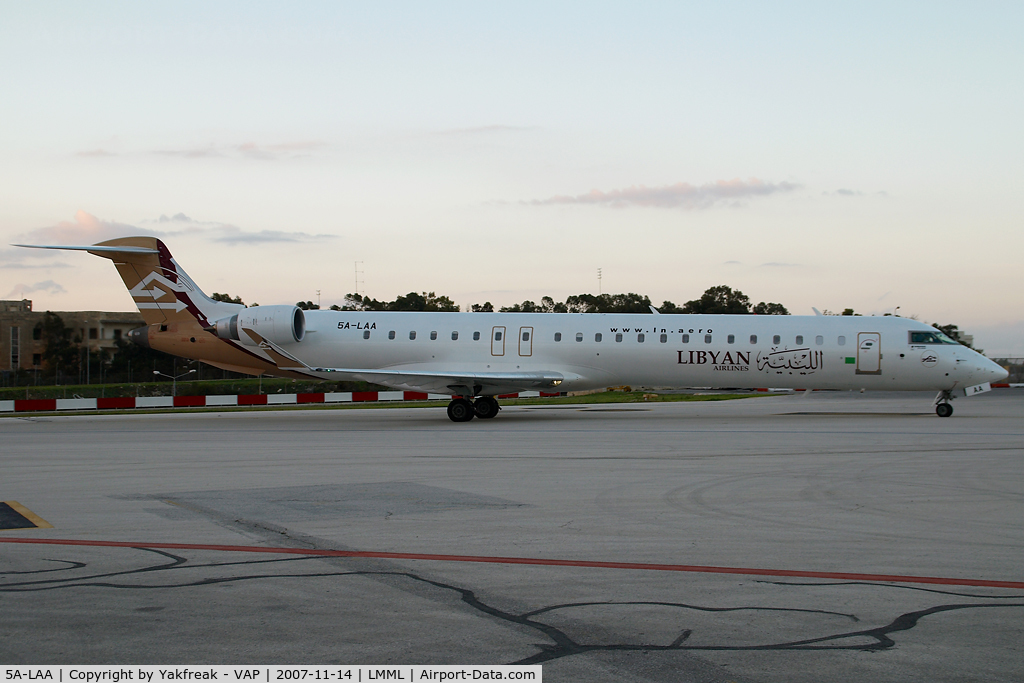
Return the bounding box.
[491,326,505,356]
[518,326,533,357]
[857,332,881,375]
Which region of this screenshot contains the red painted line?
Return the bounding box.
[1,537,1021,590]
[173,395,205,408]
[238,394,267,406]
[352,391,378,402]
[404,391,429,401]
[297,393,325,404]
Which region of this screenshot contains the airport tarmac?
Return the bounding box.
[1,390,1022,682]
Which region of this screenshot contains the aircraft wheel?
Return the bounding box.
[936,403,953,418]
[474,397,500,419]
[447,398,475,422]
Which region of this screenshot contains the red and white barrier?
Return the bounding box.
[0,390,565,414]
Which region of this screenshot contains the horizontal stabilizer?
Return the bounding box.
[14,244,159,255]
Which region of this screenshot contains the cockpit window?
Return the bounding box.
[909,331,959,345]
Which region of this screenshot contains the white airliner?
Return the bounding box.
[18,237,1008,421]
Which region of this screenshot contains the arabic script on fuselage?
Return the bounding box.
[756,347,823,375]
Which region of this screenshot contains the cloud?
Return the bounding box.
[211,226,336,245]
[0,260,72,270]
[760,262,800,267]
[151,141,328,161]
[9,212,335,268]
[139,214,335,245]
[4,280,67,299]
[529,178,800,209]
[723,260,742,265]
[434,125,534,136]
[157,213,195,223]
[17,210,147,245]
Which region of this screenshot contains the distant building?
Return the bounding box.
[0,300,144,372]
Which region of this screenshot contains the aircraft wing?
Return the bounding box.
[314,367,564,395]
[241,328,566,395]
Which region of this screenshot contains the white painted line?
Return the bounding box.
[266,394,297,405]
[205,395,238,406]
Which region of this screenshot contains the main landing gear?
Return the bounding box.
[446,396,501,422]
[935,390,954,418]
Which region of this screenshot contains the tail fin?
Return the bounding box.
[16,236,244,327]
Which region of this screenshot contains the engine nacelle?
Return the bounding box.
[211,305,305,346]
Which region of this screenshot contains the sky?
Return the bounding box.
[2,2,1022,355]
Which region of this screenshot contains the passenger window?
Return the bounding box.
[473,331,480,341]
[595,333,603,342]
[750,335,757,344]
[554,332,562,342]
[363,330,370,340]
[727,334,735,344]
[682,334,689,343]
[430,331,437,340]
[409,331,417,340]
[452,331,459,340]
[615,333,623,342]
[838,336,846,346]
[815,335,823,346]
[704,334,712,344]
[638,333,645,343]
[494,331,502,341]
[796,335,804,345]
[388,330,396,340]
[576,332,583,342]
[773,335,781,344]
[659,333,667,343]
[522,331,530,341]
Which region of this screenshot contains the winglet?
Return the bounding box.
[649,305,661,315]
[812,307,822,316]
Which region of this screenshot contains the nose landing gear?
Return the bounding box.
[935,390,954,417]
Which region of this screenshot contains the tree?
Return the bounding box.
[752,301,790,315]
[471,302,494,312]
[36,312,78,379]
[935,324,975,349]
[564,293,653,313]
[682,286,751,314]
[107,337,176,382]
[658,300,685,314]
[211,292,244,305]
[389,292,459,312]
[296,301,320,310]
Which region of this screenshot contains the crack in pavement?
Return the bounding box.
[2,547,1021,665]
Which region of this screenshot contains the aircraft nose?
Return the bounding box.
[987,359,1009,383]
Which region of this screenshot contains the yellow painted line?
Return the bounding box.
[2,501,53,529]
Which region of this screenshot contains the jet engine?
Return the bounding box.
[211,305,305,346]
